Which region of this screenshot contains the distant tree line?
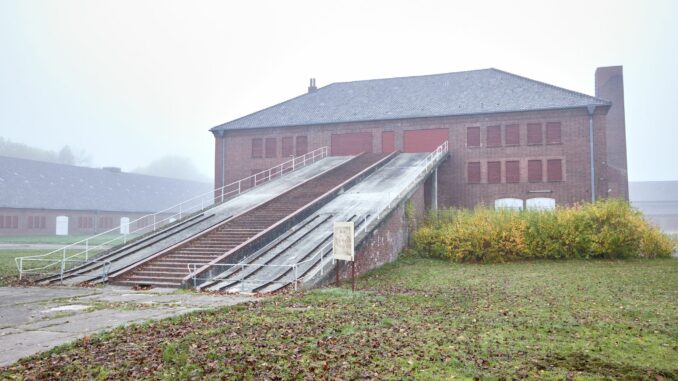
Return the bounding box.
[0,137,91,166]
[1,137,209,183]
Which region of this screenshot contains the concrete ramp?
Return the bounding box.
[42,156,352,286]
[197,149,448,293]
[109,153,395,287]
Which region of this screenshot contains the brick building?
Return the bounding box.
[0,156,211,236]
[210,67,628,209]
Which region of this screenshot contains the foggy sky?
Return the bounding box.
[0,0,676,182]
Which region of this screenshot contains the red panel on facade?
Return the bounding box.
[381,131,395,153]
[505,160,520,183]
[505,124,520,145]
[528,159,543,182]
[547,159,563,181]
[282,137,294,157]
[251,138,263,158]
[487,126,501,147]
[331,132,373,155]
[295,136,308,156]
[527,123,543,145]
[546,122,562,144]
[467,162,481,184]
[403,128,448,153]
[487,161,501,183]
[265,138,277,158]
[467,127,480,147]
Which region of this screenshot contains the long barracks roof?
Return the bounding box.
[212,68,611,132]
[0,156,212,213]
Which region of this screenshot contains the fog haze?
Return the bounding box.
[0,0,676,181]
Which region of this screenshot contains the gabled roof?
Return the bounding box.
[212,68,611,132]
[0,156,212,213]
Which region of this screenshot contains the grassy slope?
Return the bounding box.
[2,257,677,380]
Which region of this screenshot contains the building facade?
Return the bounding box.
[211,67,628,209]
[0,156,212,236]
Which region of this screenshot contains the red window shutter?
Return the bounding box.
[546,122,562,144]
[547,159,563,182]
[487,126,501,147]
[5,216,11,228]
[251,138,263,158]
[505,160,520,183]
[467,162,481,183]
[528,160,543,182]
[265,138,277,158]
[505,124,520,145]
[467,127,480,147]
[295,136,308,155]
[282,137,294,157]
[487,161,501,183]
[527,123,543,145]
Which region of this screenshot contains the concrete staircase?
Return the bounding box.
[110,153,390,287]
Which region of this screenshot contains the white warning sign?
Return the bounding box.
[333,221,355,261]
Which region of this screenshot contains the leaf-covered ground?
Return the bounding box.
[2,257,677,380]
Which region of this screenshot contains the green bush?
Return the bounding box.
[413,199,675,263]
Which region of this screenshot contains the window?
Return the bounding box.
[487,161,501,183]
[505,160,520,183]
[545,122,562,144]
[251,138,263,158]
[282,136,294,157]
[495,198,524,210]
[505,124,520,145]
[487,126,501,147]
[1,215,18,229]
[27,216,34,229]
[78,216,93,229]
[295,136,308,155]
[265,138,277,158]
[467,162,481,183]
[547,159,563,182]
[528,160,543,182]
[527,123,543,145]
[40,216,46,229]
[467,127,480,147]
[526,198,556,210]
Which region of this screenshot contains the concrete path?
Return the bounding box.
[0,286,253,366]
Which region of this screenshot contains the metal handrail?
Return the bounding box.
[15,146,329,279]
[189,141,449,292]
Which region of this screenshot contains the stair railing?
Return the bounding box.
[188,141,449,292]
[15,146,329,280]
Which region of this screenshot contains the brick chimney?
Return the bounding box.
[595,66,628,200]
[308,78,317,93]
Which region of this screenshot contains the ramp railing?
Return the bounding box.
[15,146,329,280]
[188,141,449,292]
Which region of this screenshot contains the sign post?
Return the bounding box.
[333,221,355,291]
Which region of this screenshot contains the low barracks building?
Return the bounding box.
[210,67,628,209]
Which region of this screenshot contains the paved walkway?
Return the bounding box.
[0,286,253,366]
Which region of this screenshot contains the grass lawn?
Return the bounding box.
[0,234,135,246]
[1,257,677,380]
[0,249,84,286]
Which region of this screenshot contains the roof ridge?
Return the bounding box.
[490,68,612,105]
[328,68,494,86]
[0,155,210,185]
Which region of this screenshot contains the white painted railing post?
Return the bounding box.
[85,239,89,261]
[240,264,245,292]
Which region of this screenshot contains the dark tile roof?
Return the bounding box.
[0,156,212,213]
[212,68,611,131]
